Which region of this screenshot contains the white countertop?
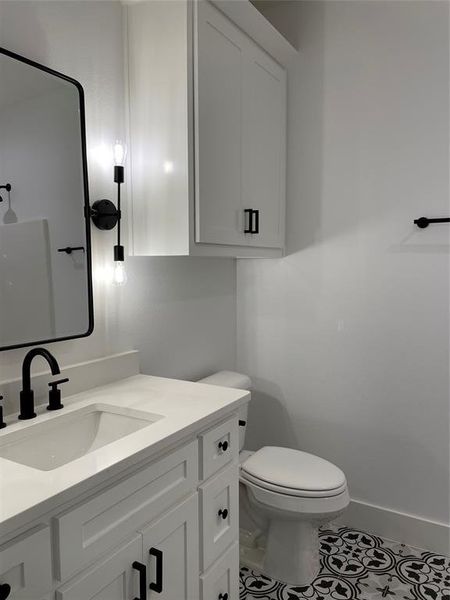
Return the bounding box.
[0,374,249,537]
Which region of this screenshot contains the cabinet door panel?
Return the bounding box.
[195,0,245,246]
[199,464,239,571]
[141,495,199,600]
[243,48,286,248]
[0,526,52,600]
[56,536,141,600]
[201,542,239,600]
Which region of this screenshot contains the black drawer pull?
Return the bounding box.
[219,594,229,600]
[238,419,246,427]
[149,547,163,593]
[218,508,229,520]
[218,440,229,452]
[132,561,147,600]
[0,584,11,600]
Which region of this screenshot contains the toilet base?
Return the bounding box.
[264,518,320,586]
[239,521,321,587]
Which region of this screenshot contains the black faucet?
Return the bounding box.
[19,348,61,420]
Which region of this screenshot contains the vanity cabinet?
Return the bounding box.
[127,0,286,258]
[0,414,240,600]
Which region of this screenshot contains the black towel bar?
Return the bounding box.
[414,217,450,229]
[57,246,85,254]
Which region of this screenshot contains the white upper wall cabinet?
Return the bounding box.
[127,0,287,258]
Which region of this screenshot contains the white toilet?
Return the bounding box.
[199,371,350,586]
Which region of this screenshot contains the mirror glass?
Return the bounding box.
[0,48,93,351]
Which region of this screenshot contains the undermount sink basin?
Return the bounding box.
[0,404,163,471]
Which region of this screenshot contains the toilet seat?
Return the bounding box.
[240,446,347,498]
[241,475,350,516]
[240,470,348,498]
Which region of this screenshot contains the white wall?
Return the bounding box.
[237,0,449,531]
[0,1,236,384]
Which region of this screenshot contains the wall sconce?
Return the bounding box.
[90,141,127,286]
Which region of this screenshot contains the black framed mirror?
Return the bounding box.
[0,47,93,351]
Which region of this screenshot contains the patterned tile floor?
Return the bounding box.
[239,526,450,600]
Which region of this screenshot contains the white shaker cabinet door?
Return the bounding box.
[141,494,199,600]
[242,46,286,249]
[0,526,52,600]
[195,0,246,246]
[56,536,142,600]
[201,541,239,600]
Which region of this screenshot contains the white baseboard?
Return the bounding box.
[336,499,449,555]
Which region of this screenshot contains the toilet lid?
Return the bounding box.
[241,446,346,494]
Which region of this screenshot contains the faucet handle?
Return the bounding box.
[47,378,69,411]
[0,396,5,429]
[49,378,69,389]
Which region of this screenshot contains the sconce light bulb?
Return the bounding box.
[113,261,127,286]
[113,141,126,166]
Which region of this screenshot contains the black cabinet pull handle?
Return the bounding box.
[0,583,11,600]
[149,547,163,593]
[132,561,147,600]
[218,594,229,600]
[218,508,229,520]
[238,419,246,427]
[252,209,260,234]
[244,208,253,233]
[218,440,229,452]
[244,209,260,234]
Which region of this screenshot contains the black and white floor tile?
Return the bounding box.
[239,526,450,600]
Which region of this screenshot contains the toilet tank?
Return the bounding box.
[198,371,251,451]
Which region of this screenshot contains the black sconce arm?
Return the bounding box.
[90,157,125,271]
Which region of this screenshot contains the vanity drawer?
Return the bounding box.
[200,417,238,481]
[54,440,198,581]
[0,525,52,599]
[200,542,239,600]
[199,463,239,571]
